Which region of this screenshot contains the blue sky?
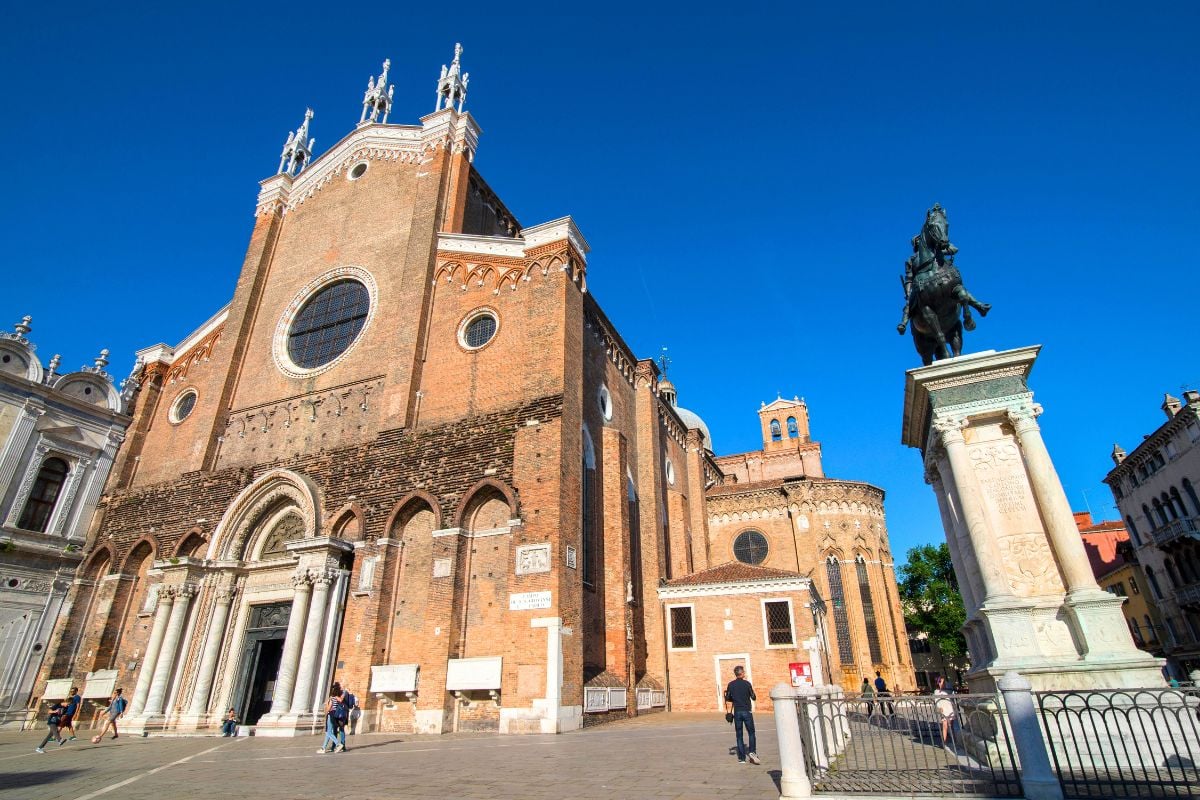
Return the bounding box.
[2,2,1197,562]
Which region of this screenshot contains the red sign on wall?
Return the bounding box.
[790,662,813,688]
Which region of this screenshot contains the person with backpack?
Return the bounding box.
[318,683,348,754]
[344,686,360,735]
[35,699,69,752]
[60,687,82,741]
[92,688,126,743]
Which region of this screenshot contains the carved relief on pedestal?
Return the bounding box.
[997,533,1064,597]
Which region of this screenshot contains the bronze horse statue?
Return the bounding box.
[896,204,991,365]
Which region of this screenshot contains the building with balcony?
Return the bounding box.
[1076,512,1166,658]
[1104,391,1200,679]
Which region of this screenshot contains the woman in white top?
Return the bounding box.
[933,675,955,747]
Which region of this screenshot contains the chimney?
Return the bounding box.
[1184,389,1200,405]
[1073,510,1094,530]
[1162,393,1182,419]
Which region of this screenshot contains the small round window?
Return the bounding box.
[599,385,613,421]
[287,279,370,368]
[733,530,769,565]
[665,457,676,486]
[170,390,198,423]
[460,311,498,350]
[348,162,368,180]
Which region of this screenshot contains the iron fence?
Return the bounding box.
[795,691,1022,796]
[1036,687,1200,798]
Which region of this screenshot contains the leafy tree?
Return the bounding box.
[898,543,968,664]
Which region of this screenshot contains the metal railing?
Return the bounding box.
[1036,687,1200,798]
[1150,516,1200,547]
[794,690,1022,796]
[1176,582,1200,608]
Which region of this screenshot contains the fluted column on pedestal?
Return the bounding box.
[143,584,197,715]
[933,419,1015,604]
[290,571,333,714]
[1007,405,1102,595]
[268,571,314,715]
[129,588,175,715]
[187,583,238,717]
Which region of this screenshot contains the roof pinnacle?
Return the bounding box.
[278,108,315,176]
[360,59,395,125]
[435,43,470,113]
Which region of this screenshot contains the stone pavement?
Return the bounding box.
[0,712,780,800]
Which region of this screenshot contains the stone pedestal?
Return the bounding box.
[902,347,1164,692]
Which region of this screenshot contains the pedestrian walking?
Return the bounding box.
[933,675,956,748]
[221,708,239,737]
[343,685,360,735]
[724,665,760,765]
[35,700,69,753]
[91,688,126,743]
[874,670,894,716]
[318,684,348,754]
[861,676,876,717]
[60,686,82,741]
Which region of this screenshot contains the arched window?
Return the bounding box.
[825,557,854,665]
[786,417,799,438]
[1169,487,1188,519]
[17,457,69,532]
[1144,614,1157,642]
[1183,479,1200,517]
[1146,567,1163,599]
[1161,493,1179,521]
[1125,516,1141,547]
[1152,499,1167,527]
[581,427,597,588]
[1165,559,1180,588]
[770,419,782,441]
[856,556,883,664]
[1143,504,1156,531]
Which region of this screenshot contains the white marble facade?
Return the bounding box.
[0,317,133,726]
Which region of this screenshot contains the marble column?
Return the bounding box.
[143,585,196,715]
[269,572,313,715]
[933,419,1015,604]
[187,584,238,717]
[129,589,176,714]
[1008,405,1102,595]
[928,471,980,616]
[290,571,332,714]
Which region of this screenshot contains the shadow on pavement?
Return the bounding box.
[768,768,782,792]
[0,768,84,790]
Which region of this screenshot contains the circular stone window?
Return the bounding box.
[170,390,198,423]
[598,385,613,421]
[733,530,769,565]
[459,310,499,350]
[274,269,377,378]
[348,161,368,180]
[665,457,676,486]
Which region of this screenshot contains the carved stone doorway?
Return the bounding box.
[232,602,290,725]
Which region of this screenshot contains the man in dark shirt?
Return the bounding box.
[724,665,760,765]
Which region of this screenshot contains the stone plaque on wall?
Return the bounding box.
[509,590,552,610]
[565,546,577,570]
[515,544,550,575]
[432,558,451,578]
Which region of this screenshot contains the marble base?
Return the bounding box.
[253,711,323,737]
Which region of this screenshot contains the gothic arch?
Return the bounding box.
[206,468,320,560]
[327,502,365,541]
[384,491,444,536]
[82,544,115,578]
[453,479,518,529]
[173,528,208,558]
[119,537,158,575]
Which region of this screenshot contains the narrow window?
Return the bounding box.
[1143,504,1155,531]
[628,479,642,604]
[1144,614,1157,641]
[1165,560,1180,588]
[1129,618,1142,643]
[669,606,694,649]
[764,600,794,646]
[1126,516,1141,547]
[1170,487,1188,519]
[581,428,597,588]
[770,419,782,441]
[1184,479,1200,517]
[826,558,854,665]
[856,556,884,663]
[786,417,799,438]
[1146,567,1163,599]
[1129,576,1140,595]
[17,457,69,532]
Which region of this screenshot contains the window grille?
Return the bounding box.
[464,314,497,348]
[856,557,883,664]
[826,558,854,664]
[17,457,69,532]
[670,606,694,649]
[734,530,768,565]
[287,279,370,368]
[765,600,794,645]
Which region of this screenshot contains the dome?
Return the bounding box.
[673,404,712,451]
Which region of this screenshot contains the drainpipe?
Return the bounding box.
[660,599,672,712]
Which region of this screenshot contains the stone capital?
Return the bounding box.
[932,416,966,445]
[214,584,239,604]
[1007,403,1043,434]
[292,570,315,589]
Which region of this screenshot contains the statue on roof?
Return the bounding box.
[895,203,991,365]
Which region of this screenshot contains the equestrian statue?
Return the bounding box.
[896,203,991,365]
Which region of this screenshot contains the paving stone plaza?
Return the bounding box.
[0,713,779,800]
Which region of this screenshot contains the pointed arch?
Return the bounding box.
[119,536,158,574]
[173,528,208,558]
[453,478,518,529]
[206,468,320,560]
[327,501,365,542]
[383,491,444,537]
[82,544,115,578]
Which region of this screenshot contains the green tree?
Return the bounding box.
[898,543,968,663]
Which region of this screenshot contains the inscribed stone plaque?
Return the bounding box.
[432,558,451,578]
[515,544,550,575]
[565,545,577,570]
[509,590,552,610]
[370,664,419,693]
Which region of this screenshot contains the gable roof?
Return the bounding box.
[664,561,804,587]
